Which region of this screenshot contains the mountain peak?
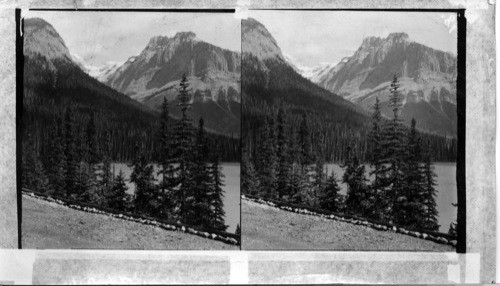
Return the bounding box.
[173,31,196,40]
[24,17,72,64]
[148,35,170,46]
[147,32,197,48]
[387,32,409,41]
[242,17,285,62]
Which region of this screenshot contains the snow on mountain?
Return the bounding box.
[70,53,123,83]
[284,53,337,83]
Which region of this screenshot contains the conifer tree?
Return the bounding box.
[171,74,195,222]
[381,75,407,221]
[158,97,176,188]
[64,107,78,197]
[191,117,213,227]
[157,97,176,220]
[276,107,291,199]
[75,162,98,203]
[368,97,387,219]
[421,140,440,231]
[342,146,370,217]
[209,155,227,231]
[107,170,129,211]
[129,144,158,216]
[398,118,425,227]
[318,171,342,212]
[290,166,314,205]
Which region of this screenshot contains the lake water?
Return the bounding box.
[112,163,240,233]
[325,163,457,233]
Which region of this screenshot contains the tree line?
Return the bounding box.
[23,74,229,233]
[23,55,240,164]
[243,75,449,232]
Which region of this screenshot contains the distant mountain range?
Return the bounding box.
[28,17,241,136]
[23,17,240,162]
[285,32,457,136]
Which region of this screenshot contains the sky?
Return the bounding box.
[246,10,457,67]
[23,11,241,66]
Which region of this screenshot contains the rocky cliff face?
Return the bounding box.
[106,32,241,104]
[104,32,241,135]
[300,32,457,135]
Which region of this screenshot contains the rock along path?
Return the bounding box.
[22,194,238,250]
[242,200,454,251]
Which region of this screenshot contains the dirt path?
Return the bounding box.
[242,200,454,251]
[22,194,238,250]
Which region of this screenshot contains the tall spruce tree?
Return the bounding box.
[157,97,176,220]
[398,118,426,228]
[368,97,387,220]
[421,140,440,231]
[171,74,195,222]
[191,117,213,227]
[382,75,407,222]
[276,107,291,199]
[209,155,227,231]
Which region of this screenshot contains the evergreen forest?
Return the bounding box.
[23,73,232,233]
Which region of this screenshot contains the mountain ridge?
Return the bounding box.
[287,31,457,135]
[104,31,241,135]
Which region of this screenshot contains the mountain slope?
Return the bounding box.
[309,33,457,136]
[105,33,241,135]
[242,18,374,162]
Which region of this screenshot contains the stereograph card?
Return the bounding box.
[0,0,495,284]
